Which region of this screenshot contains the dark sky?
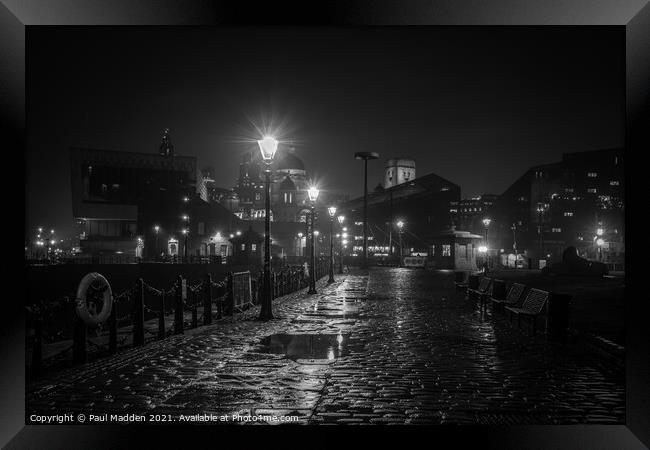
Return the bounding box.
[26,26,624,239]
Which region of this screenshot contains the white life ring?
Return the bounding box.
[76,272,113,327]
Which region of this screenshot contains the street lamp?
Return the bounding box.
[396,220,404,266]
[258,135,279,321]
[327,206,337,283]
[354,151,379,269]
[181,215,190,260]
[297,232,303,257]
[482,217,491,270]
[154,225,160,259]
[307,186,320,294]
[337,215,345,273]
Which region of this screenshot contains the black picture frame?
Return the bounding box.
[3,0,648,447]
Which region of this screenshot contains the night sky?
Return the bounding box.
[26,26,624,239]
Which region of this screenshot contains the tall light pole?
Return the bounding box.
[307,186,320,294]
[337,215,345,274]
[511,223,518,268]
[154,225,160,259]
[354,152,379,269]
[258,135,279,321]
[182,215,189,261]
[327,206,337,283]
[297,232,303,257]
[396,220,404,266]
[482,217,491,270]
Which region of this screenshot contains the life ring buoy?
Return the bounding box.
[76,272,113,327]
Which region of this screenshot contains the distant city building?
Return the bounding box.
[339,170,460,260]
[384,158,416,189]
[70,130,242,258]
[450,194,499,235]
[490,148,624,269]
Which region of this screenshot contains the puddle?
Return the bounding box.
[258,333,349,361]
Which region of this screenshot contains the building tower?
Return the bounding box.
[159,128,175,157]
[385,158,416,188]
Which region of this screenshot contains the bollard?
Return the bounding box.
[133,279,145,347]
[203,274,212,325]
[31,315,43,376]
[72,313,87,365]
[158,291,166,339]
[109,302,117,354]
[174,276,184,335]
[225,273,234,316]
[191,289,198,329]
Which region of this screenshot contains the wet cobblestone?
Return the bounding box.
[27,268,624,425]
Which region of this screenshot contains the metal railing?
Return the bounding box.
[26,257,329,378]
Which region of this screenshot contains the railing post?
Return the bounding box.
[72,313,87,365]
[225,273,234,316]
[109,301,117,354]
[191,289,198,329]
[158,291,166,339]
[203,274,212,325]
[133,279,145,347]
[31,314,43,376]
[174,276,184,334]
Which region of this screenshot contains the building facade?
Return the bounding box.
[490,148,624,268]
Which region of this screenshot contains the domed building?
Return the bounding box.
[232,146,311,223]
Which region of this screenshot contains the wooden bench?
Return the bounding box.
[467,277,492,302]
[506,288,550,334]
[491,282,526,312]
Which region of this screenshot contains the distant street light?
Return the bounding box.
[354,151,379,269]
[327,206,337,283]
[482,217,492,270]
[596,228,604,236]
[258,135,279,321]
[337,215,345,274]
[307,186,320,294]
[478,246,488,253]
[181,215,190,260]
[396,220,404,266]
[154,225,160,258]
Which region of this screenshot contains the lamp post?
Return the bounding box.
[396,220,404,266]
[337,215,344,273]
[297,232,303,257]
[257,135,279,321]
[154,225,160,259]
[482,217,491,270]
[307,186,320,294]
[511,223,518,268]
[327,206,337,283]
[182,215,189,261]
[354,152,379,269]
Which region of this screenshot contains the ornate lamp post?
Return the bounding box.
[482,217,491,270]
[327,206,337,283]
[307,186,320,294]
[337,215,345,273]
[257,135,279,321]
[297,232,303,257]
[154,225,160,259]
[182,215,189,261]
[396,220,404,266]
[354,152,379,269]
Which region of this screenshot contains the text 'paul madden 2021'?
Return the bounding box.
[28,413,301,424]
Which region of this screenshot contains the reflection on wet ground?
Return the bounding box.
[257,333,349,361]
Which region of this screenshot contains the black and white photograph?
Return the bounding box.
[4,0,650,447]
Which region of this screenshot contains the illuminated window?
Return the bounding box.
[442,245,451,256]
[587,172,598,178]
[610,180,620,186]
[564,212,573,217]
[587,188,597,193]
[241,244,245,251]
[565,187,574,193]
[255,193,261,200]
[552,227,562,233]
[430,245,435,256]
[251,244,257,251]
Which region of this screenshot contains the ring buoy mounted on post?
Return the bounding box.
[76,272,113,327]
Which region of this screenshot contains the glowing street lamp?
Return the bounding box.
[337,215,345,273]
[327,206,337,283]
[297,232,304,257]
[482,217,492,270]
[478,245,488,253]
[258,135,279,320]
[596,228,604,236]
[307,186,320,295]
[154,225,160,258]
[396,220,405,266]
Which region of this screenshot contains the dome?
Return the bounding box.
[274,149,305,171]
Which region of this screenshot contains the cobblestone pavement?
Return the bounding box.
[27,268,624,425]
